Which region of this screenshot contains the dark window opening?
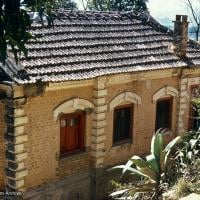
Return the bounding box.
[113,104,133,145]
[189,103,200,131]
[155,98,172,131]
[60,111,85,157]
[189,85,200,131]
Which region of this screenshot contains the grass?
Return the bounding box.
[173,178,192,199]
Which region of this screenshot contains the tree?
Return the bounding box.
[88,0,148,12]
[0,0,77,65]
[184,0,200,41]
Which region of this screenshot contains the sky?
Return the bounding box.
[147,0,188,20]
[76,0,195,27]
[77,0,190,19]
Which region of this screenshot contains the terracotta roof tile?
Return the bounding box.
[3,11,200,84]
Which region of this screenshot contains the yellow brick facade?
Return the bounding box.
[0,69,200,197]
[58,153,91,178]
[19,75,180,190]
[24,86,93,189]
[104,77,179,166]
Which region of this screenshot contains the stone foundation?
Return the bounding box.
[23,171,92,200]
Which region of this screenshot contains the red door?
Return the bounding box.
[60,112,84,155]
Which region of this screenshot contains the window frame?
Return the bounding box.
[188,85,200,131]
[112,103,133,146]
[59,111,85,158]
[155,97,173,131]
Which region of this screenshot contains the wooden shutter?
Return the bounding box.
[60,112,85,156]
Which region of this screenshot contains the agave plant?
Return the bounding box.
[175,131,200,164]
[109,129,181,199]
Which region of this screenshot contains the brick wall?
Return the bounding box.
[0,69,199,197]
[0,102,5,190]
[57,153,91,178]
[24,86,93,189]
[104,77,179,166]
[15,75,183,191]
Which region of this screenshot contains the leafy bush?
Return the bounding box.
[109,130,181,199]
[173,131,200,181]
[175,131,200,164]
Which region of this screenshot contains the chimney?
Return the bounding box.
[172,15,189,58]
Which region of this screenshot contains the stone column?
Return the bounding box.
[172,15,189,58]
[177,78,188,135]
[91,77,108,200]
[4,87,28,191]
[91,77,107,167]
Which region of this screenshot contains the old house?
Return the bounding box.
[0,11,200,200]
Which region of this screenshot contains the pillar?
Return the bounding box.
[4,86,28,191]
[91,77,107,167]
[177,78,188,134]
[91,77,108,200]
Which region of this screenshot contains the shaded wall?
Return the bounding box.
[0,102,5,190]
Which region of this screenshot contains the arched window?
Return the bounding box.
[53,98,94,157]
[153,86,178,131]
[113,103,133,145]
[155,97,172,131]
[109,92,141,145]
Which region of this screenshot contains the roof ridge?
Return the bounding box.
[31,9,172,36]
[137,11,173,36]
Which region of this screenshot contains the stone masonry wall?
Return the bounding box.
[178,77,200,134]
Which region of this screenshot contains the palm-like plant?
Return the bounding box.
[174,130,200,174]
[110,129,181,199]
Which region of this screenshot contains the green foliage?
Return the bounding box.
[0,0,77,64]
[109,129,181,199]
[88,0,148,12]
[0,0,32,64]
[173,91,200,178]
[191,99,200,131]
[57,0,77,10]
[175,131,200,170]
[190,86,200,131]
[169,95,200,199]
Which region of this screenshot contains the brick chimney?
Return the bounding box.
[172,15,189,58]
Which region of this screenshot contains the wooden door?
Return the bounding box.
[60,112,84,155]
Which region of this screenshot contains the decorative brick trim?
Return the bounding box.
[153,86,179,102]
[53,98,94,120]
[4,97,28,191]
[92,78,107,168]
[109,92,141,111]
[177,77,200,135]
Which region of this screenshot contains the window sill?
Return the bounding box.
[113,139,132,147]
[112,139,132,150]
[59,149,88,162]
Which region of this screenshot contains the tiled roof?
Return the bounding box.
[3,11,200,84]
